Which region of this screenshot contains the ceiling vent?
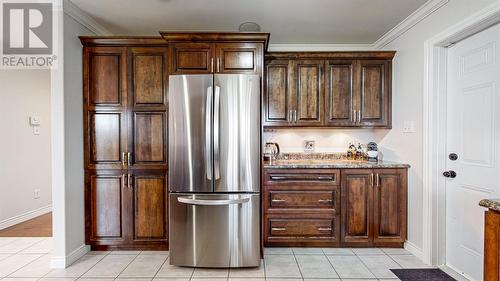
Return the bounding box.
[238,22,261,32]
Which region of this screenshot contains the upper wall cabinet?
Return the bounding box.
[161,32,269,75]
[264,52,394,128]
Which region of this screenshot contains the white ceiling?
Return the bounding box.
[70,0,429,44]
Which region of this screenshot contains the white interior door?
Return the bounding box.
[446,23,500,281]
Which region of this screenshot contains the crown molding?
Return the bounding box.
[63,0,112,36]
[373,0,450,49]
[268,43,375,52]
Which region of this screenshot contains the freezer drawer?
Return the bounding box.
[169,193,260,268]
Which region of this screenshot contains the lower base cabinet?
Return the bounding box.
[86,170,168,250]
[263,167,407,248]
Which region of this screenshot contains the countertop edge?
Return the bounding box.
[479,199,500,212]
[263,162,411,169]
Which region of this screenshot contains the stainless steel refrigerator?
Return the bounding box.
[168,74,260,268]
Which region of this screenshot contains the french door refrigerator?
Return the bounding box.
[168,74,260,268]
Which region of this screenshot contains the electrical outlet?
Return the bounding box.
[402,121,415,133]
[304,140,315,152]
[34,189,40,199]
[33,127,40,135]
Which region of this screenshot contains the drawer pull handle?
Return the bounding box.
[272,199,286,203]
[318,227,332,231]
[272,227,287,231]
[318,199,333,203]
[270,175,335,181]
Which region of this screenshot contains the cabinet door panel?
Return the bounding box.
[358,60,391,127]
[132,112,167,167]
[373,169,407,243]
[325,61,355,126]
[171,43,214,74]
[88,173,126,242]
[264,60,292,126]
[294,60,323,125]
[130,48,168,106]
[87,112,127,170]
[341,169,373,244]
[132,172,167,241]
[85,47,126,107]
[216,43,262,73]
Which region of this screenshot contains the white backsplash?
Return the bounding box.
[264,129,391,154]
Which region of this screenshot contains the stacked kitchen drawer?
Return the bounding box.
[262,169,340,247]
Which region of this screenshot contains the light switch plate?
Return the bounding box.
[29,116,41,126]
[304,140,315,152]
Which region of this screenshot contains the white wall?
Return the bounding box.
[0,69,52,228]
[63,12,92,258]
[268,0,499,257]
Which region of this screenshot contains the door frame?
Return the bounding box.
[422,0,500,268]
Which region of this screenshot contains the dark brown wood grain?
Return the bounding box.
[341,169,372,245]
[160,32,270,50]
[132,171,168,241]
[325,60,355,126]
[263,52,393,129]
[484,210,500,281]
[80,36,168,47]
[294,60,324,125]
[170,43,214,74]
[263,60,292,126]
[83,43,169,250]
[215,42,262,74]
[373,169,407,244]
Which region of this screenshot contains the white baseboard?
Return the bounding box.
[405,240,425,262]
[0,205,52,230]
[51,244,90,268]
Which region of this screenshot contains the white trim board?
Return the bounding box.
[51,244,90,269]
[422,0,500,267]
[63,0,111,36]
[0,205,52,230]
[373,0,450,49]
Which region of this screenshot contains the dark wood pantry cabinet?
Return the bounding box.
[264,52,394,128]
[81,37,169,250]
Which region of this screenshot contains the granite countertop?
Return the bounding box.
[263,152,410,169]
[263,159,410,169]
[479,199,500,212]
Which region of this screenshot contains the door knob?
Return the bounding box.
[443,170,457,178]
[449,153,458,161]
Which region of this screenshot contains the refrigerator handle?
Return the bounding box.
[214,85,221,180]
[177,196,250,206]
[206,86,213,180]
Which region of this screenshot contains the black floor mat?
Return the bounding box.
[390,268,457,281]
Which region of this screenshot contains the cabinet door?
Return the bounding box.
[86,171,128,245]
[325,60,356,126]
[341,169,373,245]
[84,47,128,170]
[128,47,168,170]
[130,171,168,243]
[215,42,262,74]
[263,60,293,126]
[293,60,323,126]
[373,169,407,244]
[170,43,214,74]
[356,60,391,127]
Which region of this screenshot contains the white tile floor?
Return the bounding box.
[0,237,435,281]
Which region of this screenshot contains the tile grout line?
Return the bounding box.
[322,249,341,280]
[5,251,46,278]
[75,251,117,279]
[113,252,141,280]
[151,253,169,280]
[291,249,305,281]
